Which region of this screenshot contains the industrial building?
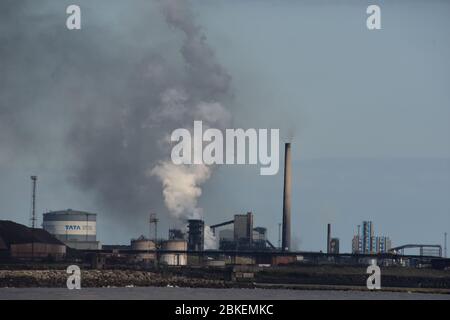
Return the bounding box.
[43,209,101,250]
[352,234,362,254]
[326,224,340,254]
[376,236,392,253]
[234,213,253,244]
[362,221,374,253]
[218,229,233,241]
[187,219,204,251]
[352,221,391,254]
[253,227,267,243]
[210,212,275,251]
[0,220,66,260]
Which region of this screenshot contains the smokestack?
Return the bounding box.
[247,212,253,245]
[327,224,331,254]
[282,143,292,251]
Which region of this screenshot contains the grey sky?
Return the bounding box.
[0,0,449,252]
[195,0,450,159]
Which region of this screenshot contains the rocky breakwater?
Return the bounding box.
[0,270,236,288]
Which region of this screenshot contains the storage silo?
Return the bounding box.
[131,236,156,250]
[42,209,101,250]
[160,240,187,266]
[130,236,156,262]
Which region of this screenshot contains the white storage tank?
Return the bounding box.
[130,236,156,262]
[160,240,187,266]
[131,236,156,250]
[42,209,100,250]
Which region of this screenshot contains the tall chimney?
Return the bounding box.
[246,212,253,245]
[282,143,292,251]
[327,224,331,254]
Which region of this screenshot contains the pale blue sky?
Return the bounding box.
[196,0,450,252]
[194,0,450,160]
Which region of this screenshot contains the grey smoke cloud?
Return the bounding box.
[0,0,233,231]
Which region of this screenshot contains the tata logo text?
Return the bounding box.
[65,225,81,231]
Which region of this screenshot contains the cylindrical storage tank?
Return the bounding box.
[43,209,97,241]
[42,209,100,250]
[131,237,156,262]
[160,240,187,266]
[131,238,156,250]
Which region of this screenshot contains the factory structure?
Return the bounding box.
[1,142,448,269]
[351,221,392,254]
[208,212,275,251]
[42,209,101,250]
[0,143,293,266]
[326,224,340,254]
[92,143,294,266]
[120,211,277,267]
[128,235,188,266]
[0,220,66,260]
[140,143,291,265]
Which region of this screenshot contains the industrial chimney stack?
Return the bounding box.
[327,224,331,254]
[282,143,292,251]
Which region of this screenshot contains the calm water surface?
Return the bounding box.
[0,287,449,300]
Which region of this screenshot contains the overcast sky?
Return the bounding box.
[0,0,449,252]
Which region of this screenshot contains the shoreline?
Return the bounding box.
[1,268,449,295]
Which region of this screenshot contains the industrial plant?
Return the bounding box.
[351,221,392,255]
[0,143,449,273]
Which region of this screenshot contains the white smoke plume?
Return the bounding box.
[149,0,232,228]
[204,225,219,250]
[149,162,211,219]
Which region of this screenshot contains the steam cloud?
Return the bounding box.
[149,162,211,219]
[150,0,232,227]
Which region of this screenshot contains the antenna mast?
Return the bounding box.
[30,176,37,229]
[278,223,281,250]
[30,176,37,260]
[149,213,158,243]
[445,232,448,258]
